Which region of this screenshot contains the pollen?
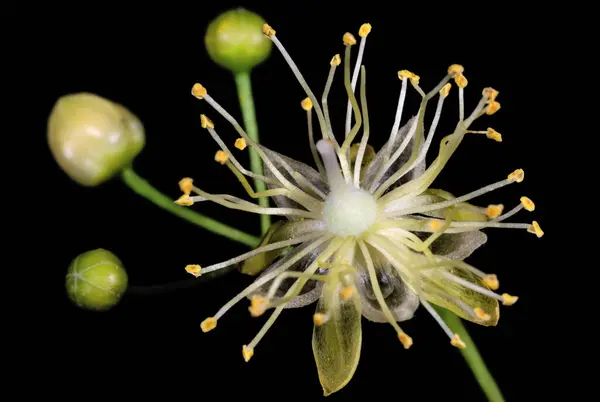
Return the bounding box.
[262,23,276,37]
[398,70,420,84]
[343,32,357,46]
[520,196,535,211]
[508,169,525,183]
[242,345,254,362]
[330,54,341,66]
[483,87,499,102]
[185,264,202,277]
[398,333,413,349]
[215,150,229,165]
[339,286,354,301]
[359,23,372,37]
[486,128,502,142]
[179,177,193,195]
[313,313,328,326]
[455,73,468,88]
[201,317,217,333]
[200,114,214,129]
[448,64,464,77]
[301,97,313,111]
[429,219,443,231]
[440,83,452,98]
[451,334,467,349]
[175,194,194,206]
[235,138,247,150]
[191,83,207,99]
[474,307,491,321]
[528,221,544,238]
[482,274,500,290]
[486,204,504,218]
[502,293,519,306]
[486,101,501,115]
[248,295,269,317]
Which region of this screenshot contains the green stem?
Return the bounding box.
[120,167,260,248]
[436,307,505,402]
[234,70,271,235]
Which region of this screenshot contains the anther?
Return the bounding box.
[339,286,354,301]
[486,204,504,218]
[527,221,544,238]
[448,64,464,77]
[215,150,229,165]
[301,97,313,111]
[175,194,194,206]
[508,169,524,183]
[440,83,452,98]
[482,274,500,290]
[185,264,202,277]
[343,32,357,46]
[520,196,535,211]
[474,307,491,321]
[248,295,269,317]
[429,219,443,231]
[330,54,341,66]
[455,73,468,88]
[235,138,247,150]
[192,83,207,99]
[397,70,420,84]
[313,313,328,326]
[359,23,372,37]
[398,333,413,349]
[262,24,276,37]
[200,114,214,129]
[201,317,217,333]
[451,334,467,349]
[242,345,254,362]
[502,293,519,306]
[179,177,194,195]
[483,87,499,102]
[486,101,501,115]
[486,128,502,142]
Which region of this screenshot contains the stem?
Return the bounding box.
[234,71,271,235]
[120,167,260,248]
[436,307,505,402]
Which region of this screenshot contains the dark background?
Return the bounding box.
[22,2,560,401]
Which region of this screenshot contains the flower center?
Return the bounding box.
[323,184,377,236]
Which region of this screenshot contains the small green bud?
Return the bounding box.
[66,248,128,311]
[48,93,145,187]
[204,8,272,73]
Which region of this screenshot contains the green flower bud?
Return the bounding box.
[48,93,145,187]
[66,248,128,311]
[204,8,272,73]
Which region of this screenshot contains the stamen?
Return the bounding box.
[486,204,504,218]
[474,307,491,321]
[249,295,269,317]
[345,24,371,137]
[174,194,194,206]
[214,150,228,164]
[302,97,326,176]
[234,138,247,150]
[502,293,519,306]
[179,178,193,195]
[451,334,467,349]
[441,271,518,305]
[380,73,409,164]
[508,169,525,182]
[465,128,502,142]
[398,333,413,349]
[242,345,254,362]
[339,286,354,301]
[487,101,501,115]
[520,196,535,211]
[322,55,341,147]
[353,66,370,187]
[200,317,217,333]
[420,297,457,340]
[528,221,544,238]
[313,312,329,326]
[483,274,500,290]
[225,161,289,200]
[185,264,201,277]
[191,83,207,99]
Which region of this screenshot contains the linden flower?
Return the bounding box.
[178,23,543,396]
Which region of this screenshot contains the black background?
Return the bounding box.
[22,2,561,401]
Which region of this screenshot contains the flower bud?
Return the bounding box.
[65,248,128,311]
[204,8,272,73]
[48,93,145,187]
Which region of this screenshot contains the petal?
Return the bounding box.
[361,116,424,193]
[354,244,419,323]
[421,262,500,326]
[428,231,488,261]
[312,281,362,396]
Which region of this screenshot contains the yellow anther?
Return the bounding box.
[262,23,276,37]
[486,204,504,219]
[502,293,519,306]
[508,169,524,183]
[214,150,229,165]
[200,114,214,129]
[301,97,313,111]
[313,313,328,326]
[185,264,201,277]
[482,274,499,290]
[528,221,544,238]
[178,177,193,195]
[451,334,467,349]
[200,317,217,333]
[175,194,194,206]
[248,295,269,317]
[191,83,207,99]
[448,64,464,77]
[343,32,357,46]
[486,128,502,142]
[397,70,420,84]
[398,333,413,349]
[339,286,354,301]
[330,54,341,66]
[234,138,247,150]
[520,196,535,212]
[486,101,501,115]
[474,307,491,321]
[359,23,372,37]
[440,83,452,98]
[429,219,443,231]
[483,87,499,102]
[455,73,468,88]
[242,345,254,362]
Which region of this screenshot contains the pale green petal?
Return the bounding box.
[429,231,487,261]
[312,283,362,396]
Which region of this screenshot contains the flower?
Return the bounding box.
[179,23,542,396]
